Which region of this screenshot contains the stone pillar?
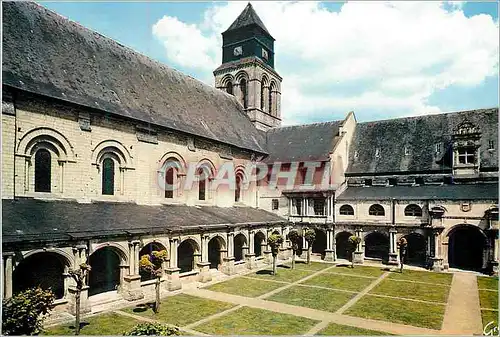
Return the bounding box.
[353,228,364,263]
[300,228,308,259]
[324,228,335,261]
[197,237,211,284]
[246,231,257,270]
[388,228,399,265]
[120,240,143,301]
[68,285,91,315]
[165,238,181,291]
[222,233,236,275]
[3,253,14,299]
[429,228,444,271]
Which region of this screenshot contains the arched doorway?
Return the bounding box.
[403,233,426,266]
[178,239,198,273]
[89,247,122,296]
[254,232,266,257]
[208,236,225,270]
[139,242,167,282]
[312,229,327,255]
[13,252,66,299]
[336,232,353,260]
[448,225,486,271]
[234,234,247,262]
[365,232,389,261]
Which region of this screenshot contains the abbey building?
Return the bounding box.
[2,2,498,314]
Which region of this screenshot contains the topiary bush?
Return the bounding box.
[2,287,56,335]
[268,233,284,275]
[288,229,302,269]
[304,229,316,264]
[348,235,361,268]
[124,322,180,336]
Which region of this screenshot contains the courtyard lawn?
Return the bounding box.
[479,289,499,309]
[315,322,390,336]
[344,295,446,329]
[267,285,354,312]
[251,265,314,283]
[121,294,235,327]
[302,273,374,292]
[326,265,385,278]
[481,310,499,332]
[287,261,333,271]
[387,269,453,285]
[370,279,450,303]
[43,312,141,335]
[193,306,319,335]
[478,276,499,290]
[206,276,285,297]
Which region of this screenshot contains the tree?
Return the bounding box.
[139,249,169,313]
[268,233,284,275]
[68,262,92,335]
[288,229,302,269]
[304,229,316,265]
[124,322,180,336]
[2,287,55,335]
[397,237,408,273]
[348,235,361,268]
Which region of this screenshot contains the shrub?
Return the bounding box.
[124,322,180,336]
[2,287,55,335]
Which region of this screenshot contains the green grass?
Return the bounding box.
[478,276,499,290]
[316,322,390,336]
[267,285,354,312]
[287,261,333,271]
[480,289,499,309]
[370,279,450,303]
[302,273,374,292]
[326,265,385,277]
[206,276,285,297]
[387,269,453,285]
[481,310,499,333]
[345,295,446,329]
[251,265,314,283]
[121,294,235,326]
[194,306,319,335]
[43,313,141,335]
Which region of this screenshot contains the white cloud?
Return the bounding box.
[152,1,499,124]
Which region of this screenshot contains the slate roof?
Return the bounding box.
[2,1,267,154]
[346,108,498,175]
[264,121,342,162]
[336,183,499,201]
[2,199,286,244]
[223,3,272,37]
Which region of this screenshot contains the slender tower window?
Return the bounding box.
[226,81,233,95]
[35,149,51,192]
[268,83,274,115]
[198,167,206,201]
[240,79,247,108]
[165,167,174,199]
[235,175,242,202]
[102,158,115,195]
[260,81,265,110]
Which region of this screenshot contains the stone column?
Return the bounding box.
[165,238,181,291]
[324,227,335,261]
[429,228,444,271]
[197,236,211,283]
[3,253,14,299]
[300,228,308,259]
[121,240,143,301]
[221,233,235,275]
[246,230,257,270]
[388,228,398,265]
[353,228,364,263]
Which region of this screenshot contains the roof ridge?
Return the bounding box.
[271,119,342,131]
[359,107,499,125]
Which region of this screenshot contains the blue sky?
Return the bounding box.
[41,1,499,125]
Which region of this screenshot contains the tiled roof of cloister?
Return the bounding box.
[336,183,499,201]
[2,199,286,245]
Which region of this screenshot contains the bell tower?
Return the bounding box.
[213,3,282,131]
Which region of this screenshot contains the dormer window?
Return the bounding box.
[488,140,495,150]
[435,143,442,153]
[375,148,380,158]
[354,150,359,159]
[458,147,475,164]
[404,146,410,156]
